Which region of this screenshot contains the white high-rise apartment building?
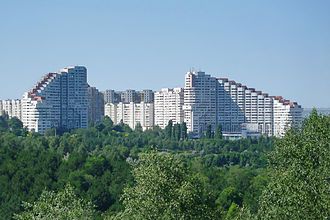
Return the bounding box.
[104,103,117,122]
[140,90,154,103]
[121,90,137,103]
[0,99,22,120]
[154,88,184,128]
[217,78,273,136]
[104,102,154,130]
[183,71,303,137]
[21,66,88,134]
[183,71,217,135]
[273,96,303,137]
[103,89,116,104]
[103,89,122,104]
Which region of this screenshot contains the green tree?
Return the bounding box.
[0,115,8,130]
[215,124,223,140]
[173,123,181,141]
[216,187,241,211]
[181,122,188,140]
[14,184,96,220]
[257,110,330,219]
[244,172,268,213]
[206,124,213,139]
[8,117,23,130]
[113,151,215,219]
[44,127,57,137]
[234,206,254,220]
[225,203,239,220]
[165,120,173,139]
[135,122,143,133]
[103,116,114,128]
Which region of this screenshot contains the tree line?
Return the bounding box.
[0,110,329,219]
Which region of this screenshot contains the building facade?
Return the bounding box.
[0,99,22,120]
[121,90,137,103]
[21,66,88,134]
[15,67,302,137]
[104,102,154,130]
[154,88,184,128]
[140,89,154,103]
[183,71,303,137]
[103,89,115,104]
[273,96,303,137]
[183,71,217,135]
[217,78,273,136]
[88,86,104,124]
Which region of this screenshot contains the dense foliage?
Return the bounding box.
[5,112,329,219]
[0,115,273,219]
[112,151,215,219]
[256,110,330,219]
[14,184,96,219]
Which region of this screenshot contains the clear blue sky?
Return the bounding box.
[0,0,329,108]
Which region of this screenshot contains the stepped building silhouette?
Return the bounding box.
[21,66,88,133]
[183,71,303,137]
